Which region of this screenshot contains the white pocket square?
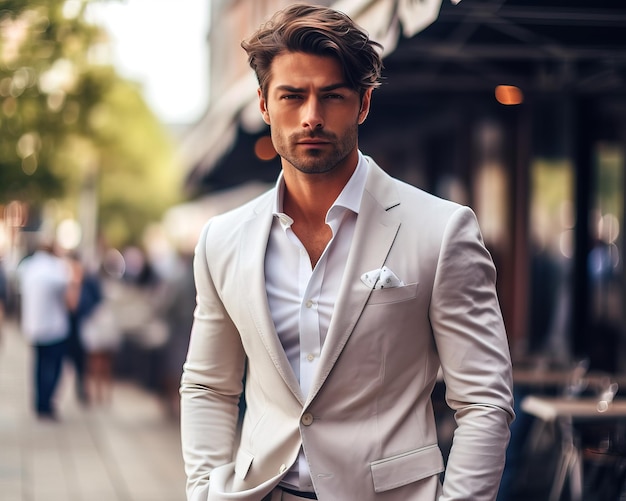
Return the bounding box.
[360,266,405,289]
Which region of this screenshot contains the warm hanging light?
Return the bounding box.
[495,85,523,105]
[254,135,277,161]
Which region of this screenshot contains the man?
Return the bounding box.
[181,4,514,501]
[18,239,80,420]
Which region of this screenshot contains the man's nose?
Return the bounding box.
[301,97,323,129]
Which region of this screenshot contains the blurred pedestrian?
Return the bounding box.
[17,238,81,420]
[0,257,7,341]
[66,253,103,405]
[157,248,195,419]
[80,274,122,406]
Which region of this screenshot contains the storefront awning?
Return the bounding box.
[179,0,463,195]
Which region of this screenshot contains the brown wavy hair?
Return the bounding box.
[241,4,383,100]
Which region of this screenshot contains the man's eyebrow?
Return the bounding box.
[321,83,350,92]
[274,83,350,93]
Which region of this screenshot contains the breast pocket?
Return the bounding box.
[367,282,418,305]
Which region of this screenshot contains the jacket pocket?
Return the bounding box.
[234,449,254,480]
[370,444,444,493]
[367,282,418,305]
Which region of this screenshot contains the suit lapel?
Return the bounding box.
[241,194,305,404]
[306,159,401,405]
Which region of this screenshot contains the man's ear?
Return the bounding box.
[258,88,270,125]
[358,88,373,125]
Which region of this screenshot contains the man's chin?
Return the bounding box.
[288,152,335,174]
[293,161,336,175]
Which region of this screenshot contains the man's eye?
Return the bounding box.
[281,94,302,100]
[325,94,344,100]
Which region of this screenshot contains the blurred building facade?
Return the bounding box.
[179,0,626,373]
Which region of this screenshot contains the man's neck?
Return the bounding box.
[280,152,359,221]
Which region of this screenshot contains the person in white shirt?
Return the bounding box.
[17,239,80,420]
[180,5,514,500]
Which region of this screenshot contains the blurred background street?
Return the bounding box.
[0,317,186,501]
[2,1,626,500]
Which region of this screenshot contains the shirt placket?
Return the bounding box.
[298,255,325,398]
[296,240,328,492]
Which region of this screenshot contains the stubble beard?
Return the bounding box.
[272,123,359,175]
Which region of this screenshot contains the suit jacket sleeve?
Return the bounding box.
[180,221,247,501]
[430,206,515,501]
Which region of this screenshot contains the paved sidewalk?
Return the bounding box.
[0,319,187,501]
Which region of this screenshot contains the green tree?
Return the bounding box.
[0,0,182,249]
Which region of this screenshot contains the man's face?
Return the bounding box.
[258,51,371,175]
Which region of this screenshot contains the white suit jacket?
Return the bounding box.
[181,157,515,501]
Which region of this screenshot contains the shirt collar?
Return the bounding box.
[272,151,369,228]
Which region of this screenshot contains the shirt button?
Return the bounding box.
[306,354,315,362]
[305,300,313,308]
[301,413,314,426]
[279,463,287,473]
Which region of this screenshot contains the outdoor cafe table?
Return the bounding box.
[513,367,626,389]
[521,395,626,501]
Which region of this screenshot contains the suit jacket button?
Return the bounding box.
[301,412,314,426]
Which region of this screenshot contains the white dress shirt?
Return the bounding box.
[265,152,369,491]
[17,250,71,344]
